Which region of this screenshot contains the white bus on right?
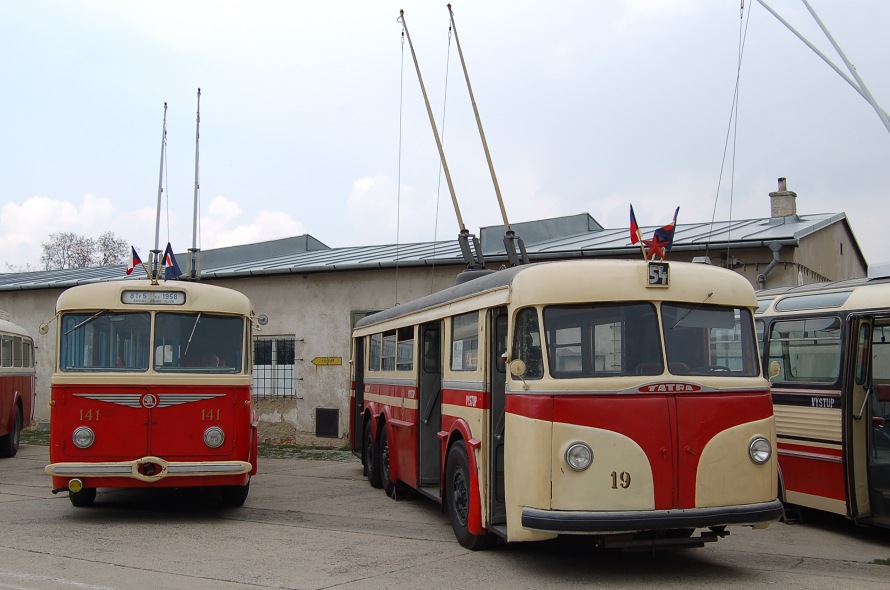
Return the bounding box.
[757,276,890,529]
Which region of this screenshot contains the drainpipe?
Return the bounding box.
[757,241,783,291]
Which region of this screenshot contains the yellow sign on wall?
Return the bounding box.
[311,356,342,366]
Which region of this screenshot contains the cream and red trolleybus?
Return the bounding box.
[350,259,783,549]
[45,279,258,507]
[0,314,36,458]
[757,276,890,529]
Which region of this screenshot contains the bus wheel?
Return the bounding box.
[69,487,97,508]
[221,482,250,507]
[0,405,22,458]
[446,441,495,550]
[365,419,382,488]
[379,426,394,497]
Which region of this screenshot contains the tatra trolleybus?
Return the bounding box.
[351,259,784,549]
[45,279,258,507]
[757,276,890,529]
[0,314,36,458]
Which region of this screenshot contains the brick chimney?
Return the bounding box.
[769,177,798,218]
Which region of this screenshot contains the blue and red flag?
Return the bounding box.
[163,243,183,280]
[653,206,679,252]
[126,246,142,276]
[642,207,679,260]
[630,205,642,244]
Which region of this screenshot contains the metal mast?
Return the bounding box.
[399,9,485,271]
[190,88,202,280]
[448,4,528,265]
[152,102,168,283]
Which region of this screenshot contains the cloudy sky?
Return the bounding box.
[1,1,888,271]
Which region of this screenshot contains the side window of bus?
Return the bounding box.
[451,312,479,372]
[381,330,397,371]
[766,317,841,383]
[512,308,543,380]
[423,327,440,374]
[396,327,414,371]
[22,339,32,368]
[0,335,11,367]
[874,324,890,381]
[368,334,382,371]
[12,336,22,367]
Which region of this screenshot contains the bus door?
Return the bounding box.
[351,338,365,454]
[489,307,508,526]
[867,317,890,524]
[418,322,442,488]
[846,315,874,519]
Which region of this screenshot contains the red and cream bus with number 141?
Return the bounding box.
[350,259,783,550]
[45,278,258,507]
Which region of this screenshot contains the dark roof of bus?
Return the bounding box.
[0,211,855,291]
[355,266,527,330]
[756,274,890,299]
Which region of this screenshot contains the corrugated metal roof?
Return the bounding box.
[0,212,850,292]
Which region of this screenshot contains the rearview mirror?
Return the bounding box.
[509,359,527,378]
[768,361,781,382]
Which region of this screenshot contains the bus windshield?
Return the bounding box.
[661,304,759,377]
[60,312,151,371]
[59,311,244,373]
[154,313,244,373]
[542,303,662,378]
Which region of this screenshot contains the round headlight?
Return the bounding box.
[72,426,94,449]
[748,436,772,465]
[204,426,225,449]
[565,442,593,471]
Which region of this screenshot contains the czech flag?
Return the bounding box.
[163,243,183,280]
[630,205,642,244]
[652,207,680,253]
[126,247,142,276]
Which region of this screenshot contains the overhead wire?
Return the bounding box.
[430,20,453,294]
[706,1,752,265]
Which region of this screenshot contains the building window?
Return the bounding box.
[253,335,297,400]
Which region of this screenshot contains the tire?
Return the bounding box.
[0,404,22,458]
[379,426,394,497]
[445,441,495,550]
[365,419,382,488]
[221,481,250,507]
[69,487,97,507]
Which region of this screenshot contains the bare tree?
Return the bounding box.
[40,231,129,270]
[95,231,129,266]
[4,262,38,273]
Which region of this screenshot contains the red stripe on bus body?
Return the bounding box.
[442,388,490,410]
[779,452,846,502]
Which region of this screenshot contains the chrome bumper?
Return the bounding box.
[522,500,785,534]
[45,455,252,483]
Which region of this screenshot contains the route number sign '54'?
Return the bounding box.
[647,261,669,287]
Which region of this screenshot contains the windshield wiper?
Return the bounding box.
[183,312,202,356]
[670,292,714,330]
[64,310,106,335]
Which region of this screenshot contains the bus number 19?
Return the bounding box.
[611,471,631,489]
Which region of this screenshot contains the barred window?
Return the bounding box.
[253,335,298,400]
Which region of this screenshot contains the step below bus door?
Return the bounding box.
[489,307,508,526]
[866,318,890,524]
[847,316,874,520]
[418,322,442,487]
